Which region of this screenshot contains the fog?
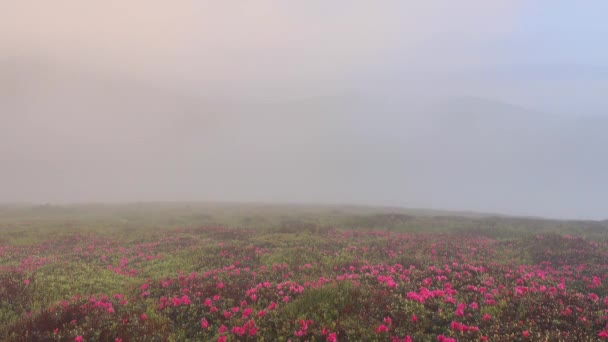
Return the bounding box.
[1,1,608,220]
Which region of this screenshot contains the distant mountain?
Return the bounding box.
[1,58,607,219]
[253,94,608,219]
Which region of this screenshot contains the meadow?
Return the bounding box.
[1,203,607,341]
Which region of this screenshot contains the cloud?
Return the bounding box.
[1,1,520,97]
[3,1,607,220]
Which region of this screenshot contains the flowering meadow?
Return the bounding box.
[1,205,608,341]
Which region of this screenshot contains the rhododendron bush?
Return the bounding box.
[1,221,608,341]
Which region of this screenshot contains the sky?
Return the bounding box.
[1,1,607,219]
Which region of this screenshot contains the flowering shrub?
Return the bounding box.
[1,226,607,341]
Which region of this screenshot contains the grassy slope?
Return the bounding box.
[0,203,607,341]
[1,202,607,244]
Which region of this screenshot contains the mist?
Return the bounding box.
[2,1,608,220]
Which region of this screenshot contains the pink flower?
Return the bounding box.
[411,314,418,323]
[218,325,228,333]
[232,326,246,336]
[242,307,253,318]
[591,276,602,288]
[482,313,492,321]
[201,318,209,329]
[140,313,147,321]
[327,333,337,342]
[598,330,608,338]
[450,321,469,332]
[23,279,30,285]
[297,319,310,332]
[115,339,122,342]
[218,336,227,342]
[522,330,530,338]
[455,302,466,317]
[75,336,83,342]
[383,317,392,325]
[375,324,389,333]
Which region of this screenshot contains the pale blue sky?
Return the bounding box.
[513,1,608,66]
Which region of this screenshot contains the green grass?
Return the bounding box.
[2,202,607,243]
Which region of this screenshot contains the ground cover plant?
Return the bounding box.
[1,204,607,341]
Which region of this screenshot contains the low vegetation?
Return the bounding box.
[1,204,607,341]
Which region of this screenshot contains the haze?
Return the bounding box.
[2,1,607,220]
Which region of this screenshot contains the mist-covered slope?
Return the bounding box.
[1,59,607,219]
